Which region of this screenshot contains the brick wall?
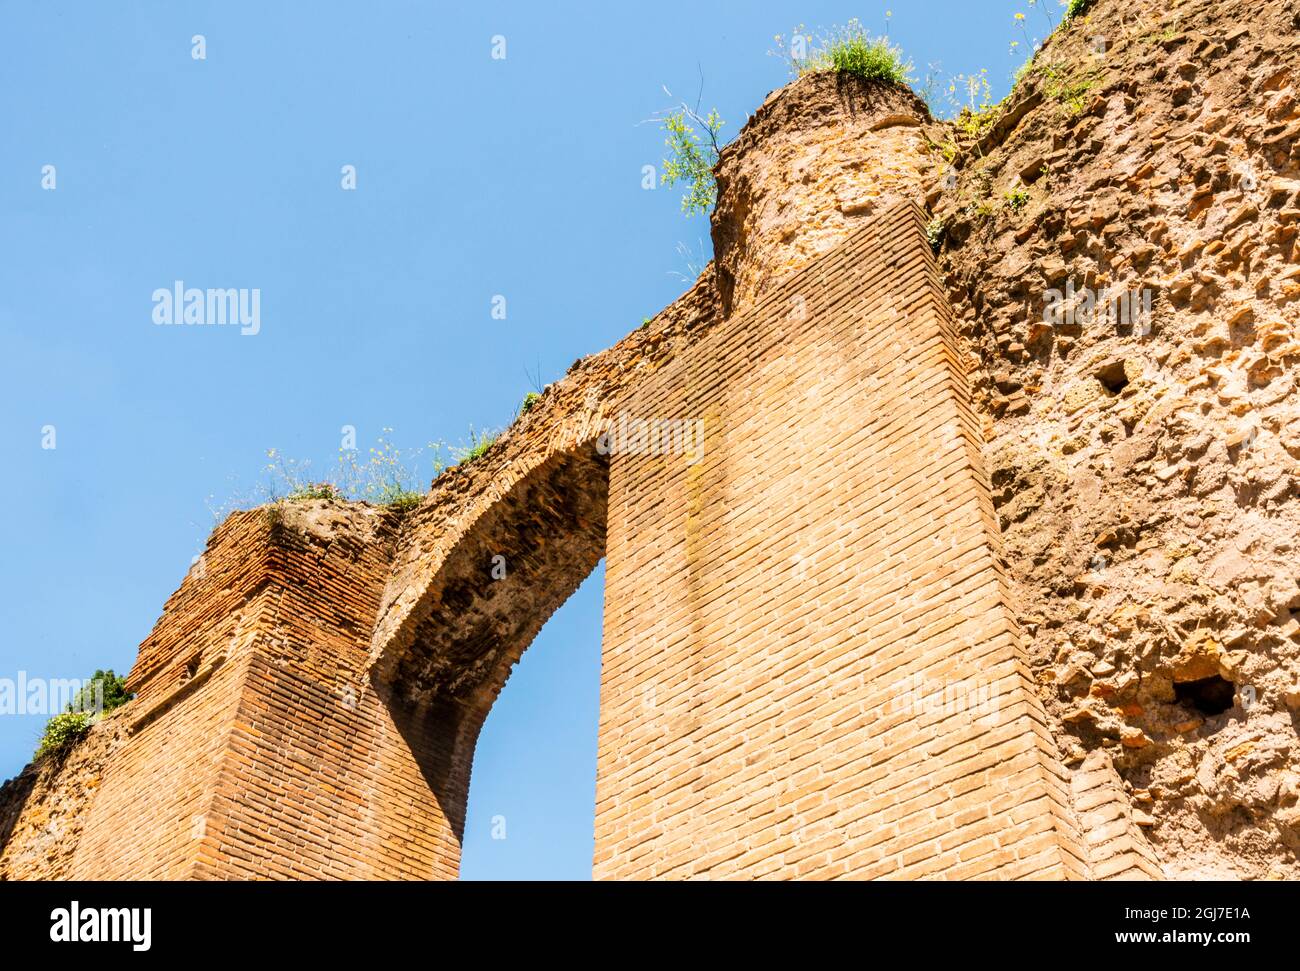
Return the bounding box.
[594,201,1086,878]
[1071,750,1162,880]
[184,504,468,880]
[1,504,469,879]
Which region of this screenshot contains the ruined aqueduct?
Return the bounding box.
[3,0,1300,880]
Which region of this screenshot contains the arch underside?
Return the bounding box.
[381,443,610,718]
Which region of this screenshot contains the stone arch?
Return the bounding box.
[367,440,610,852]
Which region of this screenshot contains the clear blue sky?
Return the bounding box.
[0,0,1054,879]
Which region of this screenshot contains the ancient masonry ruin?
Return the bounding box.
[3,0,1300,879]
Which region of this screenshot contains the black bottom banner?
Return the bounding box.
[0,878,1282,958]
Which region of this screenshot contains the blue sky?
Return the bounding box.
[0,0,1056,879]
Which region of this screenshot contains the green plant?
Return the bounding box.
[1145,18,1182,44]
[918,64,944,114]
[1012,52,1036,88]
[343,431,446,504]
[926,135,960,165]
[660,107,724,216]
[36,712,93,759]
[777,20,913,86]
[519,391,541,415]
[379,488,423,511]
[825,32,913,84]
[1005,183,1031,213]
[1038,60,1100,115]
[287,482,342,501]
[1039,160,1058,192]
[1007,2,1081,90]
[948,70,998,142]
[67,670,131,716]
[925,216,947,254]
[256,431,447,513]
[1066,0,1094,21]
[1011,11,1032,61]
[35,668,134,759]
[670,240,710,284]
[453,426,498,466]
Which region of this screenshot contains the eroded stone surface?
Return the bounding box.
[934,0,1300,879]
[712,73,940,316]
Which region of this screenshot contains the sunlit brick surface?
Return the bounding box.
[595,202,1085,879]
[0,506,467,879]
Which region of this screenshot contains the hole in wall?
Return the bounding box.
[1174,674,1236,716]
[1095,359,1130,394]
